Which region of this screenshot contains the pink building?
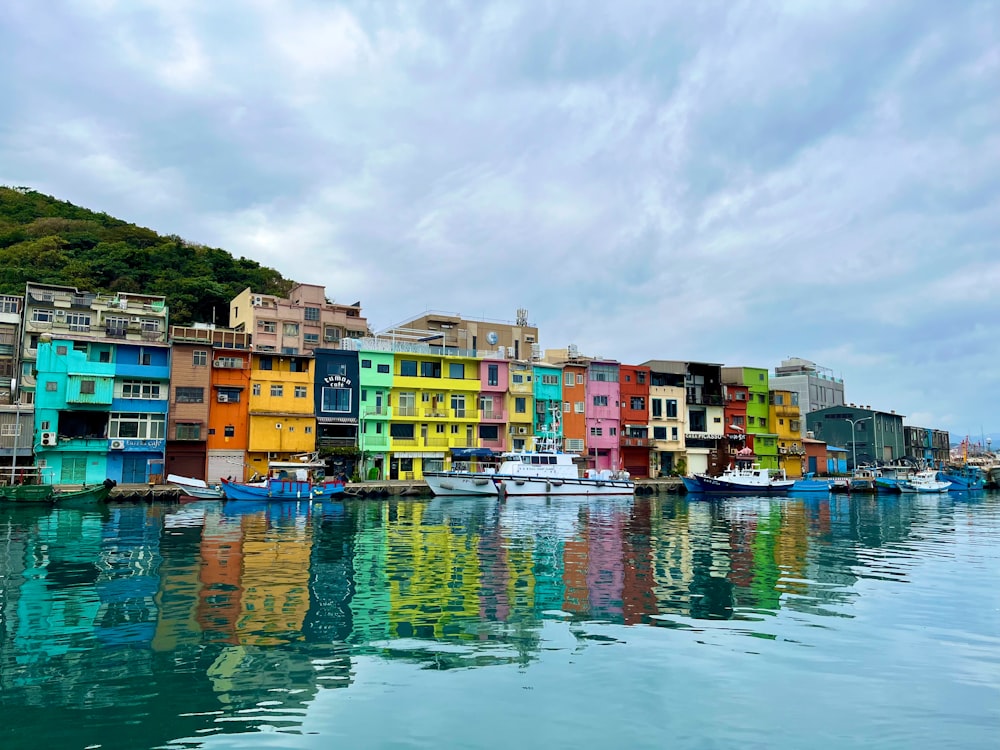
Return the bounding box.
[585,360,621,470]
[478,358,509,451]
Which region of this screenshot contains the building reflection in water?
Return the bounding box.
[0,490,954,747]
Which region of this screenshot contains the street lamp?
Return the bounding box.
[842,416,873,471]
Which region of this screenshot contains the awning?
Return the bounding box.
[450,448,495,459]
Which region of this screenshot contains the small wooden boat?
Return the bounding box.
[167,473,224,499]
[0,484,56,504]
[55,480,116,507]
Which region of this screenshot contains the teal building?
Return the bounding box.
[532,363,563,444]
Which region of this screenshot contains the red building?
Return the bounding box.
[723,383,750,458]
[619,364,652,477]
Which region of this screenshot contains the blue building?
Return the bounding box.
[313,348,360,478]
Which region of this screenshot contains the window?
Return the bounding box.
[479,424,499,440]
[574,401,585,413]
[304,307,320,321]
[420,361,440,378]
[563,401,570,412]
[261,320,277,333]
[217,387,241,403]
[176,423,201,440]
[665,399,678,419]
[748,416,756,425]
[488,364,499,386]
[589,365,618,382]
[791,392,799,406]
[515,397,526,414]
[436,423,445,433]
[590,427,603,436]
[121,380,161,399]
[66,312,91,331]
[735,391,746,401]
[630,397,645,410]
[733,415,745,428]
[45,381,57,392]
[324,327,341,342]
[283,323,299,336]
[759,418,767,429]
[362,359,372,369]
[654,426,667,440]
[757,394,766,404]
[252,383,261,396]
[610,427,617,436]
[109,412,166,439]
[774,393,785,405]
[564,372,574,386]
[671,427,678,440]
[512,373,524,384]
[270,385,283,397]
[541,374,559,385]
[80,380,96,395]
[32,309,54,323]
[593,395,608,407]
[175,387,204,403]
[449,363,464,379]
[304,333,319,345]
[259,356,273,371]
[451,394,466,416]
[322,387,351,412]
[391,423,414,438]
[56,345,68,355]
[576,374,584,384]
[779,418,784,426]
[224,425,235,438]
[652,399,662,418]
[451,424,459,434]
[400,360,417,377]
[193,350,208,366]
[637,371,646,384]
[377,363,390,374]
[294,385,307,398]
[759,373,765,381]
[305,426,312,434]
[327,363,347,376]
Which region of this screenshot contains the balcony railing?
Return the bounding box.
[362,405,391,417]
[425,437,451,447]
[362,435,390,450]
[620,437,653,447]
[423,408,449,418]
[481,410,507,421]
[397,407,418,417]
[686,393,724,406]
[318,437,357,447]
[392,437,418,446]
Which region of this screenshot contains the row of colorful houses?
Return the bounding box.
[0,282,950,485]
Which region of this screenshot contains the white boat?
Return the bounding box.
[167,474,224,499]
[683,462,795,494]
[898,470,952,494]
[424,450,634,497]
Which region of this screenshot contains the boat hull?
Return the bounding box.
[0,484,56,504]
[220,478,345,501]
[498,476,634,496]
[937,469,984,490]
[423,472,500,497]
[789,479,832,493]
[683,475,794,494]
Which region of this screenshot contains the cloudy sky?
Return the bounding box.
[2,0,999,439]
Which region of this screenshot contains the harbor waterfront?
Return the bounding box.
[2,492,999,749]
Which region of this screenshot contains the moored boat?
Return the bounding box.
[167,473,225,499]
[790,474,832,493]
[898,470,952,494]
[683,463,794,495]
[425,448,633,497]
[0,483,56,504]
[937,464,984,491]
[220,460,345,501]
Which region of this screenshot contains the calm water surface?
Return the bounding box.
[2,492,999,749]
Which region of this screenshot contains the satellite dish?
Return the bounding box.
[487,331,499,345]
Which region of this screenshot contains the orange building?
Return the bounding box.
[560,363,587,454]
[619,364,651,477]
[169,326,252,481]
[207,333,253,481]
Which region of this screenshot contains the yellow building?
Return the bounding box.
[388,349,482,480]
[246,351,316,474]
[769,389,804,478]
[507,362,535,451]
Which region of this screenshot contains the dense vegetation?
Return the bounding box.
[0,187,293,325]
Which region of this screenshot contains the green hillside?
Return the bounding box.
[0,186,293,325]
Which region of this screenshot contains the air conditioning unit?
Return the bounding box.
[779,447,788,454]
[40,431,57,446]
[506,346,515,358]
[55,310,65,317]
[213,360,224,367]
[274,422,282,429]
[517,426,528,435]
[110,440,125,450]
[217,393,229,403]
[252,295,263,306]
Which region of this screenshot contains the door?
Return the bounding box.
[389,458,399,480]
[122,455,147,483]
[808,456,817,474]
[61,456,87,484]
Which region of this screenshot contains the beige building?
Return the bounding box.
[229,283,369,354]
[385,308,539,360]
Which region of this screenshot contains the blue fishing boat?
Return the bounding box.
[683,463,794,494]
[220,460,345,501]
[937,464,984,491]
[789,473,832,493]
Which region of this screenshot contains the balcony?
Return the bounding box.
[686,393,724,406]
[392,437,418,446]
[480,437,506,450]
[362,435,390,450]
[425,437,451,447]
[397,407,419,417]
[772,403,798,417]
[318,436,357,448]
[620,436,653,447]
[481,409,507,421]
[361,405,391,418]
[423,407,449,418]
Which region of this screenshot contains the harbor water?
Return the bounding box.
[2,491,998,749]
